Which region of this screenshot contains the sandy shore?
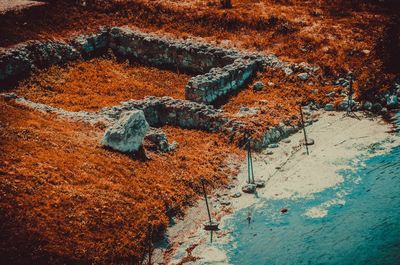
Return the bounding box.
[155,110,400,264]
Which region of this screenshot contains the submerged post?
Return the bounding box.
[299,105,310,155]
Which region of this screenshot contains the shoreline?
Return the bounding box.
[156,110,400,264]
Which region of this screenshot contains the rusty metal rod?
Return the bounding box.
[299,105,310,155]
[201,179,213,224]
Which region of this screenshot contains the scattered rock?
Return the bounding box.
[283,67,293,76]
[297,72,309,81]
[300,138,315,146]
[101,110,149,153]
[386,95,398,108]
[362,49,371,55]
[253,81,265,91]
[220,198,231,206]
[255,180,266,188]
[145,128,177,152]
[227,184,235,189]
[268,143,279,148]
[363,101,373,111]
[324,103,334,111]
[282,139,291,143]
[231,192,241,198]
[371,102,383,113]
[236,107,259,117]
[267,82,274,87]
[242,184,257,194]
[326,91,335,98]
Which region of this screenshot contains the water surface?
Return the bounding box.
[221,113,400,265]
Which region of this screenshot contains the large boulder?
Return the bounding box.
[101,110,149,153]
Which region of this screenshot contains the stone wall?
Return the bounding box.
[100,96,228,132]
[108,27,239,74]
[185,59,259,104]
[0,29,109,88]
[1,26,314,104]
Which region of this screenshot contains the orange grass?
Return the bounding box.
[15,58,191,112]
[0,98,243,264]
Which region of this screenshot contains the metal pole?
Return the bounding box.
[248,140,255,184]
[347,75,353,114]
[147,223,153,265]
[245,133,252,184]
[299,106,309,155]
[201,179,213,224]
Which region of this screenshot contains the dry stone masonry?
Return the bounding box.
[185,59,258,104]
[1,26,311,103]
[0,26,322,153]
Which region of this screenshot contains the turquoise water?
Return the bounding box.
[222,113,400,265]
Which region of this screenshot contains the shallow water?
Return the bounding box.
[221,113,400,265]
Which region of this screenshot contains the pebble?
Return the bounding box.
[253,81,265,91]
[371,102,383,113]
[326,91,336,98]
[363,101,373,111]
[297,72,309,81]
[242,184,257,194]
[324,103,334,111]
[231,192,242,198]
[386,95,398,108]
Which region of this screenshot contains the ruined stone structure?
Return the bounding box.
[1,26,302,103]
[0,26,317,152]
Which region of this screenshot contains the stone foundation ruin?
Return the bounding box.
[0,26,311,152]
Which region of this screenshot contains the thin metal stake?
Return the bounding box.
[249,142,255,184]
[299,106,309,155]
[201,179,213,224]
[246,134,255,184]
[347,75,353,114]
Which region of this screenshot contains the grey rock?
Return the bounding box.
[236,107,259,117]
[283,67,293,76]
[145,128,177,152]
[326,91,336,98]
[324,103,334,111]
[268,143,279,148]
[242,184,257,194]
[231,192,242,198]
[255,180,266,188]
[297,72,309,81]
[363,101,373,111]
[386,95,398,108]
[371,103,383,113]
[253,81,265,91]
[101,110,149,153]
